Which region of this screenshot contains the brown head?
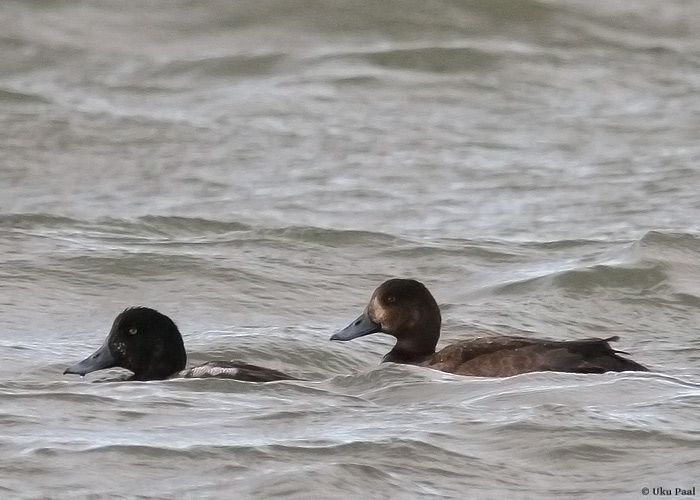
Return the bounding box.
[331,278,442,363]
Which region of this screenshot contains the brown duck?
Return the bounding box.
[331,278,649,376]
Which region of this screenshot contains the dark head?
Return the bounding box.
[330,279,442,362]
[64,307,187,381]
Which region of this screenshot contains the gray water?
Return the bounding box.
[2,0,700,498]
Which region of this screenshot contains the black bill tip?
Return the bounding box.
[64,341,118,376]
[331,311,382,341]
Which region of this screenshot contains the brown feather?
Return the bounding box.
[421,335,648,376]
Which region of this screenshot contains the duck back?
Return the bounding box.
[422,335,649,377]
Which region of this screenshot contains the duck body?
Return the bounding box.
[416,335,647,376]
[177,361,292,381]
[64,307,294,382]
[331,279,649,377]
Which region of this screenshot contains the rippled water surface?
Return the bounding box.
[2,1,700,498]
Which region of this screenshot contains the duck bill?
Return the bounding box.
[331,311,381,341]
[64,339,118,376]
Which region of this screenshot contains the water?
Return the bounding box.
[2,0,700,498]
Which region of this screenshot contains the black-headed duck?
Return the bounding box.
[64,307,293,382]
[331,279,649,376]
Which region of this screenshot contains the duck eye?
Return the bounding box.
[386,296,396,303]
[128,327,138,335]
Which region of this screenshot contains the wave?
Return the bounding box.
[0,88,51,104]
[0,212,410,248]
[480,230,700,300]
[5,214,700,307]
[321,44,499,74]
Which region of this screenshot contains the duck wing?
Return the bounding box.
[422,335,648,377]
[176,361,294,382]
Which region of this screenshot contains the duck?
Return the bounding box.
[64,307,294,382]
[330,278,649,376]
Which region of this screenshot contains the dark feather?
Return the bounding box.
[422,335,649,377]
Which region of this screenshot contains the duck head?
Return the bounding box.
[64,307,187,381]
[331,278,442,362]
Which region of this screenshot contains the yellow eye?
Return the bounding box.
[128,327,138,335]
